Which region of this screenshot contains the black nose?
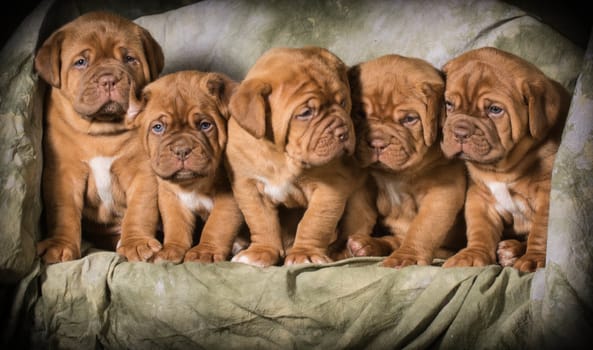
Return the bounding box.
[453,120,474,141]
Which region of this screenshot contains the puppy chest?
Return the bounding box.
[485,181,532,229]
[254,176,305,207]
[176,191,214,214]
[86,156,125,214]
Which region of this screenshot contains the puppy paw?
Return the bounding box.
[513,252,545,272]
[381,248,431,268]
[116,237,162,262]
[153,244,188,264]
[284,247,332,266]
[497,239,526,267]
[347,234,392,257]
[442,248,495,268]
[184,244,229,263]
[36,238,80,264]
[231,247,280,267]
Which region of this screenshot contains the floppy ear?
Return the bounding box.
[229,79,271,139]
[34,30,65,88]
[521,77,570,140]
[137,26,164,81]
[126,82,148,128]
[204,72,239,120]
[420,80,445,146]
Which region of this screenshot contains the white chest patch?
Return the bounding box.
[177,191,214,213]
[88,156,116,209]
[255,175,295,203]
[485,181,520,214]
[376,177,402,206]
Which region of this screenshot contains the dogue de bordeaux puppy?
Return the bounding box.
[126,70,246,263]
[226,46,365,267]
[339,54,467,268]
[440,47,571,272]
[34,11,165,263]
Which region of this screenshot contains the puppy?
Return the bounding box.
[440,47,571,272]
[226,46,364,267]
[34,11,165,263]
[339,54,467,268]
[126,70,245,263]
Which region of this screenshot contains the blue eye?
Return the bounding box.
[488,105,504,117]
[199,120,213,131]
[151,122,165,134]
[401,115,419,126]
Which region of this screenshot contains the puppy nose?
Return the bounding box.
[99,74,118,90]
[172,145,192,160]
[453,120,474,140]
[369,138,387,152]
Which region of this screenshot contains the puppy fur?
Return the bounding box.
[126,70,245,263]
[338,54,467,268]
[440,47,571,272]
[226,46,365,267]
[34,11,164,263]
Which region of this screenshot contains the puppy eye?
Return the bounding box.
[199,120,213,131]
[401,115,419,126]
[488,105,504,118]
[445,100,454,112]
[73,58,87,68]
[124,55,137,64]
[295,107,314,120]
[151,121,165,135]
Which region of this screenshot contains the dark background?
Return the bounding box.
[1,1,592,52]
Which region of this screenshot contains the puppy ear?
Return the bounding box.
[126,83,148,128]
[204,72,239,120]
[420,80,445,146]
[137,26,164,81]
[229,79,271,139]
[521,78,570,140]
[34,30,65,88]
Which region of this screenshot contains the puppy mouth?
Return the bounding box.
[84,101,126,122]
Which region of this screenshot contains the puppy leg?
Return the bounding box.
[37,166,86,263]
[231,179,284,267]
[153,187,194,263]
[512,190,548,271]
[185,191,244,263]
[116,173,162,262]
[443,184,501,268]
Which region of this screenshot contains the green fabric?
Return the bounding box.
[0,0,591,349]
[29,253,533,350]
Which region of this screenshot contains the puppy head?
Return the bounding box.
[229,46,355,168]
[34,11,164,132]
[440,47,570,166]
[348,54,444,171]
[127,70,237,183]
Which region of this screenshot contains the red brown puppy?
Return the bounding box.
[126,70,244,263]
[341,54,467,268]
[34,11,165,263]
[440,47,571,272]
[226,46,364,267]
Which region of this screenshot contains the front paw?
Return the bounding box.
[382,248,430,268]
[184,244,229,263]
[36,238,81,264]
[497,239,526,267]
[442,247,496,268]
[153,244,189,264]
[347,234,393,257]
[116,238,162,262]
[231,246,280,267]
[513,252,545,272]
[284,247,332,266]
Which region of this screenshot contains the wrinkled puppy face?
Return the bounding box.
[230,47,355,168]
[440,47,567,166]
[349,55,444,171]
[34,11,164,130]
[127,71,237,183]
